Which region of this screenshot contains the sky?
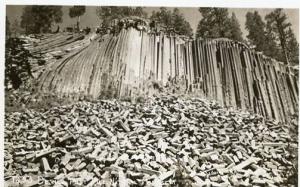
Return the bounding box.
[6,5,299,41]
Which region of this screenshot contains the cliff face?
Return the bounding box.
[37,28,298,121]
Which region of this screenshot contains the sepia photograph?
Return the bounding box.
[3,2,299,187]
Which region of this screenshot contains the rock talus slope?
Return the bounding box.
[4,95,298,186]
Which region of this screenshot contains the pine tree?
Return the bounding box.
[171,8,193,37]
[196,8,231,39]
[245,10,288,61]
[150,8,193,37]
[264,30,281,60]
[96,7,147,28]
[286,27,299,65]
[229,12,243,42]
[133,7,148,18]
[69,6,86,31]
[150,7,172,29]
[245,11,267,52]
[265,9,293,64]
[20,5,63,34]
[196,8,243,41]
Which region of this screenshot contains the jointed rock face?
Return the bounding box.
[4,95,297,186]
[34,28,298,121]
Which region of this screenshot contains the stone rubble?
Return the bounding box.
[4,95,297,186]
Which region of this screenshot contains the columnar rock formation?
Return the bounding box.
[37,28,298,121]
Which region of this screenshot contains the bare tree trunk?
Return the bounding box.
[77,16,80,31]
[277,21,290,65]
[284,50,290,65]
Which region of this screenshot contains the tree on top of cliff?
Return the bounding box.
[245,11,268,52]
[150,8,172,28]
[150,8,193,37]
[196,8,231,39]
[285,27,299,65]
[196,8,243,42]
[69,6,86,31]
[265,8,298,65]
[245,11,280,61]
[229,13,243,42]
[20,5,63,34]
[96,6,148,28]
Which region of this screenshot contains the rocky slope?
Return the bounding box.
[4,95,298,186]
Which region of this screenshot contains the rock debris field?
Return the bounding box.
[4,95,298,186]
